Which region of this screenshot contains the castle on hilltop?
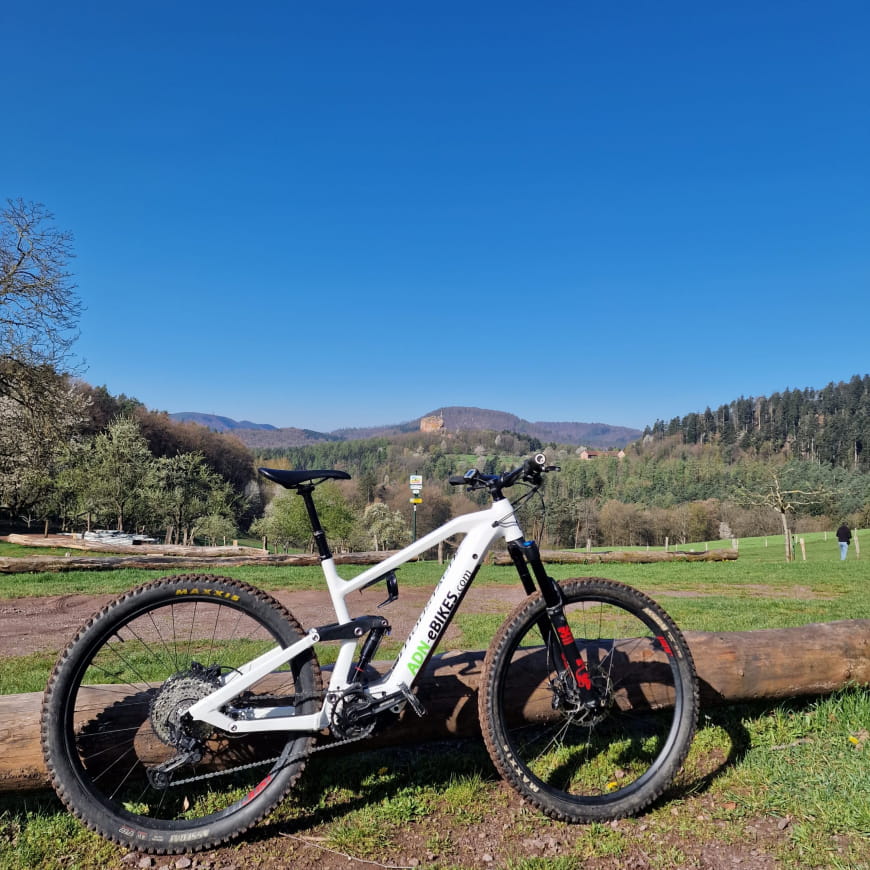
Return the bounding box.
[420,414,445,433]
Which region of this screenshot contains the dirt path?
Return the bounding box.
[0,583,531,658]
[0,580,828,660]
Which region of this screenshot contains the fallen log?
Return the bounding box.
[0,548,737,574]
[493,549,738,564]
[0,551,396,574]
[2,533,267,557]
[2,619,867,792]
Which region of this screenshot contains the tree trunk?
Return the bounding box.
[780,511,794,562]
[2,620,867,792]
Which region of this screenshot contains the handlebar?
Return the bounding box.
[448,453,560,495]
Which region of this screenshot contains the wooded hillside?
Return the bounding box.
[6,199,865,559]
[4,357,870,559]
[180,405,644,450]
[249,377,870,555]
[646,375,870,470]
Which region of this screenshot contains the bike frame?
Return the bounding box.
[187,494,526,735]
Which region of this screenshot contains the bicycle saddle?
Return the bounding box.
[258,467,351,488]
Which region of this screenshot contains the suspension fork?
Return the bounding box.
[507,540,594,694]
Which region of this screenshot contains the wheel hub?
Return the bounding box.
[551,668,614,726]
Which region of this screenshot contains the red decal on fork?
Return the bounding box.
[555,625,592,690]
[556,625,573,645]
[574,658,592,691]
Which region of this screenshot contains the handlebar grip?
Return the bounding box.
[523,454,545,474]
[448,475,469,486]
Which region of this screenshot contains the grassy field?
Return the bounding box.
[0,531,868,694]
[0,533,868,868]
[0,530,866,616]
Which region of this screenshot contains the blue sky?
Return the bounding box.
[4,2,868,432]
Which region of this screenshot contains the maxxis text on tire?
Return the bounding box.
[41,574,322,854]
[479,577,698,822]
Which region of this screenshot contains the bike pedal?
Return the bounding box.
[398,682,426,717]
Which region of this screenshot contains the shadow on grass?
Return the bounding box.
[247,704,761,845]
[244,738,496,844]
[0,695,834,854]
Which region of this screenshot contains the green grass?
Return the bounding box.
[696,691,870,869]
[1,693,868,868]
[1,530,868,867]
[0,653,57,695]
[0,542,94,558]
[0,800,118,870]
[1,531,867,692]
[0,529,864,597]
[721,690,870,836]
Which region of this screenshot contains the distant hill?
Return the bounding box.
[426,407,640,448]
[220,426,344,448]
[170,412,277,433]
[171,406,642,449]
[332,407,640,448]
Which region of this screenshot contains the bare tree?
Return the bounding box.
[734,466,833,561]
[0,200,87,525]
[0,199,81,404]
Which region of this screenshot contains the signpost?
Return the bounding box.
[409,474,422,541]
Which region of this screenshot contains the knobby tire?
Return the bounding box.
[41,575,322,854]
[480,577,698,822]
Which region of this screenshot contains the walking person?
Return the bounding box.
[836,522,851,560]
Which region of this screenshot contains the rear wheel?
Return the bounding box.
[41,574,322,853]
[480,578,698,821]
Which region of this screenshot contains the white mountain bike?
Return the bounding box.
[41,455,698,854]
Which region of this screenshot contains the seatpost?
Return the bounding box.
[296,484,333,561]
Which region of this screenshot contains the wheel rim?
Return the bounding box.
[57,594,313,830]
[495,592,690,808]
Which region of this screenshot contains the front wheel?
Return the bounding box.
[480,578,698,822]
[41,575,322,853]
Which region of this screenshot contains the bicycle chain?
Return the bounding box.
[156,691,366,788]
[164,731,367,787]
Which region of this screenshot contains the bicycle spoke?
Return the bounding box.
[43,576,321,852]
[481,578,697,821]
